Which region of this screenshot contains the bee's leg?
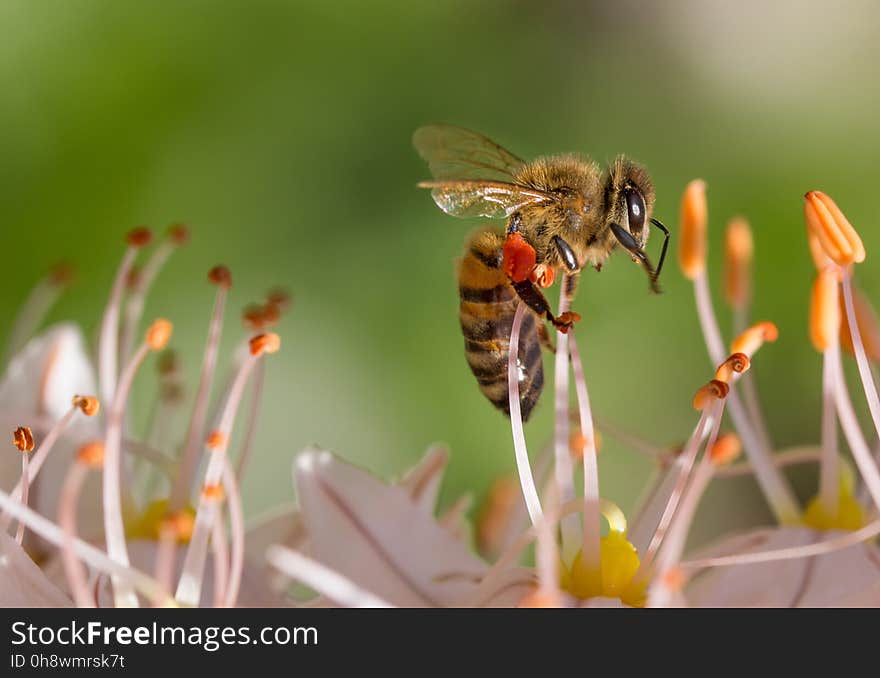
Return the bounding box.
[562,270,580,302]
[511,279,580,333]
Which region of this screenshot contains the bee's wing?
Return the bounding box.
[418,180,552,219]
[413,125,526,181]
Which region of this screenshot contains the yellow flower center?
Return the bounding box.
[125,499,195,543]
[560,531,646,607]
[803,466,866,531]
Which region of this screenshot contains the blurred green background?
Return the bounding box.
[2,0,878,547]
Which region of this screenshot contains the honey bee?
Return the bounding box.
[414,125,669,420]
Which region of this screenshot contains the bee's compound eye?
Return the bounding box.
[625,188,646,236]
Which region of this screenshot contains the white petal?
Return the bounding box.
[0,531,72,607]
[0,324,97,422]
[686,526,880,607]
[293,448,489,607]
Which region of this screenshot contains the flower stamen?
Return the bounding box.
[103,319,173,608]
[175,334,279,606]
[161,266,233,589]
[119,224,189,364]
[98,228,152,404]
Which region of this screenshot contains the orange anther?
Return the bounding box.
[724,217,753,308]
[714,352,750,383]
[662,567,686,592]
[678,180,708,280]
[249,332,281,356]
[146,319,173,351]
[201,484,225,502]
[243,303,278,330]
[693,379,729,411]
[804,191,865,267]
[206,431,226,449]
[530,263,556,289]
[208,265,232,289]
[126,227,153,248]
[709,432,742,466]
[810,267,841,352]
[167,223,190,245]
[266,288,291,312]
[569,429,602,460]
[12,426,34,453]
[161,511,195,542]
[76,441,105,468]
[730,321,778,357]
[72,395,100,417]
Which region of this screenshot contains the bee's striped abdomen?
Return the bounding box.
[458,228,544,421]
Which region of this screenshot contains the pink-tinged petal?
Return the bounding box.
[0,531,72,607]
[686,527,880,607]
[795,538,880,606]
[0,324,97,422]
[293,448,489,607]
[398,445,449,514]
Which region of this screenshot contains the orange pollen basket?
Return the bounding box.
[502,232,537,283]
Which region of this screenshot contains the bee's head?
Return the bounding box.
[603,156,655,249]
